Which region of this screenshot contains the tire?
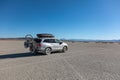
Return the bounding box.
[44,48,51,55]
[62,46,67,53]
[25,34,33,42]
[24,42,29,48]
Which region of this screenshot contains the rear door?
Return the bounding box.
[43,39,58,51]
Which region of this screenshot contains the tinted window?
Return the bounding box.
[44,39,56,43]
[55,39,61,43]
[43,39,50,43]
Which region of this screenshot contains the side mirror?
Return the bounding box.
[59,42,63,44]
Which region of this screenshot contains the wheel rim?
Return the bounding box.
[45,48,51,54]
[63,47,67,52]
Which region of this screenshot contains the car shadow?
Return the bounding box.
[0,52,44,59]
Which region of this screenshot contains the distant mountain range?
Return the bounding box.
[61,39,120,42]
[0,38,120,42]
[0,37,25,40]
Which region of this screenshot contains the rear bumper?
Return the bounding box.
[36,47,45,53]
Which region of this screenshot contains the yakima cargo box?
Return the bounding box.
[36,34,55,38]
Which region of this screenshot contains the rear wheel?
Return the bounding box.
[44,48,51,55]
[62,46,67,52]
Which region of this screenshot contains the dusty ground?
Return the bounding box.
[0,40,120,80]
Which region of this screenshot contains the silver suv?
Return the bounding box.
[24,34,68,55]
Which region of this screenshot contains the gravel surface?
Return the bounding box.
[0,40,120,80]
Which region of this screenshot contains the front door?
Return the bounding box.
[55,39,63,50]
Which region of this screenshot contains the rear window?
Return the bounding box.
[34,38,42,43]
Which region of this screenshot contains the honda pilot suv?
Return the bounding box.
[24,34,68,55]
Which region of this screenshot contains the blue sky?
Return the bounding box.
[0,0,120,39]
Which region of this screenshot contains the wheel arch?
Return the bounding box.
[45,47,52,51]
[63,46,68,50]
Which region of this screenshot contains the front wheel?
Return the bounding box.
[62,46,67,53]
[44,48,51,55]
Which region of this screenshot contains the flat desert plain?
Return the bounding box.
[0,40,120,80]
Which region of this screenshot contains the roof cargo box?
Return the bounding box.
[36,34,55,38]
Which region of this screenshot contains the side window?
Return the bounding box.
[50,39,56,43]
[55,39,61,43]
[43,39,49,43]
[43,39,56,43]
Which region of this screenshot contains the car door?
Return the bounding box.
[49,39,58,50]
[43,39,56,50]
[55,39,63,50]
[44,39,59,51]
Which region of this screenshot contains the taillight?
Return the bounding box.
[37,43,41,47]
